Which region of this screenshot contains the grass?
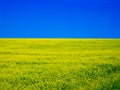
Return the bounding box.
[0,39,120,90]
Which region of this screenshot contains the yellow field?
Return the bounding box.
[0,39,120,90]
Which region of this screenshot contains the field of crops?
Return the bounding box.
[0,39,120,90]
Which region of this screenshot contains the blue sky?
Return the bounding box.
[0,0,120,38]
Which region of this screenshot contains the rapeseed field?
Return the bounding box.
[0,39,120,90]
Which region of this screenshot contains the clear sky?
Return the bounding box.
[0,0,120,38]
